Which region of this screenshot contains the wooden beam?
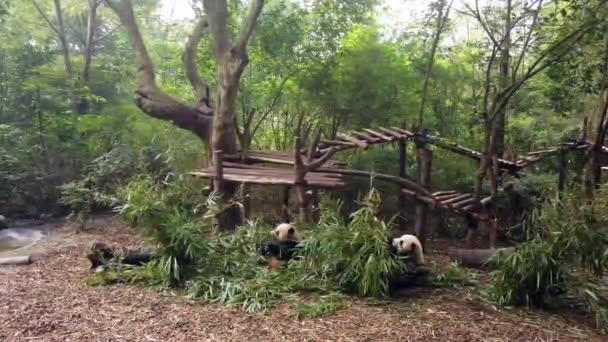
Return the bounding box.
[337,133,368,149]
[363,128,393,141]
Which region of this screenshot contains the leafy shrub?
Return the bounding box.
[488,187,608,330]
[432,262,479,287]
[97,186,405,315]
[117,174,211,283]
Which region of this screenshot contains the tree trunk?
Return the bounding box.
[53,0,73,78]
[494,0,512,159]
[584,35,608,197]
[107,0,265,230]
[414,145,432,246]
[448,248,514,268]
[558,149,567,199]
[78,0,99,113]
[398,139,408,221]
[416,0,453,128]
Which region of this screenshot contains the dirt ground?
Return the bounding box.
[0,216,605,342]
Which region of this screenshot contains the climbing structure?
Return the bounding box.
[191,123,608,248]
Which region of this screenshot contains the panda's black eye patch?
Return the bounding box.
[399,240,404,247]
[288,227,294,234]
[410,243,416,251]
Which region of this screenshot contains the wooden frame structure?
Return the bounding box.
[191,125,608,248]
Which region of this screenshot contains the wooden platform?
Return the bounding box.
[401,189,492,218]
[223,150,343,168]
[190,163,344,188]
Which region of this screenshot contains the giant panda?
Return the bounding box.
[387,234,429,293]
[390,234,424,265]
[260,223,301,271]
[86,241,157,272]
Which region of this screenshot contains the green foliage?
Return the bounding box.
[95,185,403,315]
[488,187,608,330]
[292,293,348,320]
[117,174,211,283]
[432,262,479,287]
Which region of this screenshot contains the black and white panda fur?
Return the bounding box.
[260,223,301,270]
[86,241,157,272]
[387,234,429,293]
[390,234,424,265]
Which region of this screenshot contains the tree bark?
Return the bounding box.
[584,34,608,197]
[414,144,432,247]
[78,0,101,113]
[494,0,512,158]
[53,0,73,78]
[448,247,514,268]
[107,0,265,230]
[416,0,453,127]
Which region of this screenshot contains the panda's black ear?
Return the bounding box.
[288,227,295,234]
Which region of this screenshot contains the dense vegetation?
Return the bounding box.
[1,0,608,332]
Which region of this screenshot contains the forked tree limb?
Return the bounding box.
[183,15,211,106]
[235,0,265,53]
[104,0,213,144]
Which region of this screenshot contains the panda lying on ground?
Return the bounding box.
[86,241,157,272]
[259,223,301,271]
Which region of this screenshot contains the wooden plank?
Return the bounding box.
[319,139,357,147]
[480,196,493,206]
[452,197,476,209]
[337,133,368,149]
[432,190,458,196]
[378,127,407,139]
[441,193,472,205]
[362,128,393,141]
[435,193,464,201]
[350,131,379,143]
[527,148,559,156]
[461,204,477,211]
[390,126,415,136]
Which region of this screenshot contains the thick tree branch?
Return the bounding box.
[183,15,211,106]
[31,0,60,37]
[202,0,231,59]
[105,0,213,144]
[235,0,265,53]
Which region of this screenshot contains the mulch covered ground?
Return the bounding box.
[0,217,604,341]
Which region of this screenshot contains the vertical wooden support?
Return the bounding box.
[281,186,291,222]
[398,139,408,217]
[211,150,224,234]
[311,189,321,223]
[212,150,224,192]
[558,149,567,199]
[414,145,432,247]
[241,183,251,220]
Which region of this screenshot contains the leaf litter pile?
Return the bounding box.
[0,216,604,341]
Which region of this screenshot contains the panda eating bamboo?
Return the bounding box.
[388,234,429,292]
[259,223,301,271]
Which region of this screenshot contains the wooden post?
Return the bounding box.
[311,189,321,223]
[281,186,291,222]
[558,149,567,199]
[294,137,311,224]
[398,139,408,218]
[414,143,432,247]
[241,183,251,220]
[212,150,224,192]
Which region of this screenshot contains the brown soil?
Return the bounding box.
[0,216,604,342]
